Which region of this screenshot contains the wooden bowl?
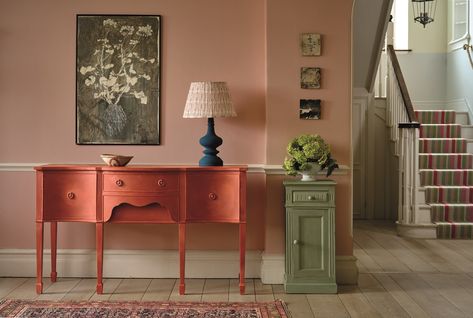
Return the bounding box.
[101,154,133,167]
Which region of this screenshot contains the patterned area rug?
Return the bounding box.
[0,299,290,318]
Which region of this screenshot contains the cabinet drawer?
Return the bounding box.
[286,187,334,207]
[186,172,240,222]
[43,172,97,221]
[103,172,178,193]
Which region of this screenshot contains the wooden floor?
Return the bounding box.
[2,221,473,317]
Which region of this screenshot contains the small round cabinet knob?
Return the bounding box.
[208,192,217,200]
[157,179,166,187]
[67,192,75,200]
[116,179,124,187]
[293,239,299,245]
[308,196,315,200]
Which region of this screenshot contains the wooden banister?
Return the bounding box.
[386,44,417,123]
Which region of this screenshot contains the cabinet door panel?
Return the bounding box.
[297,214,323,272]
[43,172,97,221]
[186,172,240,222]
[287,208,335,281]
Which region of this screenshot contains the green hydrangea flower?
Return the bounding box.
[283,134,338,177]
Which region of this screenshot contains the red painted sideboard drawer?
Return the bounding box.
[186,172,240,222]
[103,173,178,193]
[42,172,97,221]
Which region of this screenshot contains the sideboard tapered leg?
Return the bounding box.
[36,222,44,294]
[50,222,57,282]
[179,223,186,295]
[96,222,104,294]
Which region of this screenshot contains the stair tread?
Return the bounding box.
[430,203,473,206]
[425,185,473,188]
[419,138,466,140]
[435,221,473,225]
[419,153,471,155]
[420,169,473,171]
[420,124,462,126]
[416,110,456,112]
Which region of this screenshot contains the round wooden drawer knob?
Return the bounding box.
[293,239,299,245]
[67,192,75,200]
[208,192,217,200]
[308,196,315,200]
[116,179,124,187]
[157,179,166,187]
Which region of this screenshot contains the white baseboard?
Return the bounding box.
[260,253,285,284]
[0,249,261,278]
[0,249,359,285]
[260,254,359,285]
[396,222,437,239]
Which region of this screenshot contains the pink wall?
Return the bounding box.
[265,0,353,256]
[0,0,354,258]
[0,0,266,250]
[0,0,266,164]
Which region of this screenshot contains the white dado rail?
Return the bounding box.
[0,163,350,175]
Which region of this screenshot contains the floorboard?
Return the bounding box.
[306,294,349,318]
[141,278,175,301]
[3,221,473,317]
[357,273,410,318]
[201,278,229,302]
[354,228,411,273]
[0,278,28,300]
[62,278,96,301]
[229,279,256,302]
[373,273,430,318]
[108,278,151,301]
[338,285,382,318]
[389,272,466,318]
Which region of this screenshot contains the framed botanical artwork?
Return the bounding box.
[76,15,161,145]
[300,33,321,56]
[301,67,321,89]
[300,99,321,120]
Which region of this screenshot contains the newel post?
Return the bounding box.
[398,123,420,226]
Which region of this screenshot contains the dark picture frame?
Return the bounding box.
[299,99,321,120]
[300,67,321,89]
[76,15,161,145]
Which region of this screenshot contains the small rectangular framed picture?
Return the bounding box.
[300,99,321,120]
[301,33,321,56]
[301,67,321,89]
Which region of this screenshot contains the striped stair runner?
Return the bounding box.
[416,110,473,239]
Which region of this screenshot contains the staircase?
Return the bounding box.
[416,110,473,239]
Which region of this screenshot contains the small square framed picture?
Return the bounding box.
[300,99,321,120]
[301,33,321,56]
[301,67,321,89]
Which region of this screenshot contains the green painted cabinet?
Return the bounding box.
[284,180,337,293]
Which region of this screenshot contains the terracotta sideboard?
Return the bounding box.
[34,165,247,295]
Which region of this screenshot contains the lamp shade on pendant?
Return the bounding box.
[412,0,437,28]
[183,82,237,118]
[182,81,237,166]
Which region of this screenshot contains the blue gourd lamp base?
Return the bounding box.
[199,118,223,166]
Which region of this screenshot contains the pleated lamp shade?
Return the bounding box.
[183,82,237,118]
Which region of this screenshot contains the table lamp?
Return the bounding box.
[183,82,237,166]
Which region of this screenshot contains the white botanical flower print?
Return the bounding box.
[79,18,155,107]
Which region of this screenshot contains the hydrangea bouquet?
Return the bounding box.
[283,134,339,178]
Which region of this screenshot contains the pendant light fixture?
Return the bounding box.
[412,0,437,28]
